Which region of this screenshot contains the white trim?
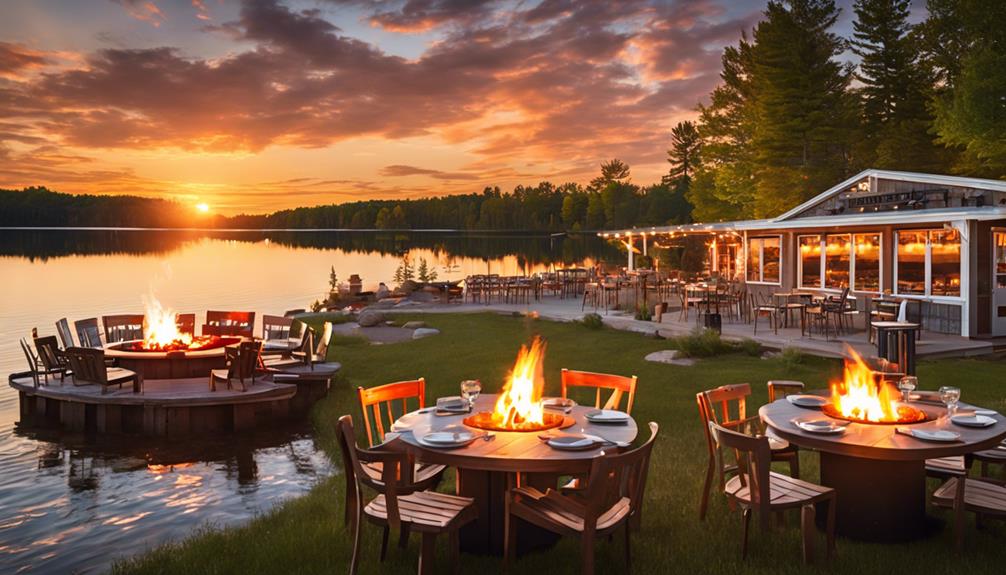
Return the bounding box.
[894,228,963,300]
[745,235,783,285]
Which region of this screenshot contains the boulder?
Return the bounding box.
[357,309,387,327]
[644,349,697,367]
[375,282,391,300]
[402,321,427,329]
[412,327,440,340]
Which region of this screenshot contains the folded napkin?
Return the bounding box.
[436,396,469,413]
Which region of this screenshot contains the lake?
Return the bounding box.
[0,229,615,573]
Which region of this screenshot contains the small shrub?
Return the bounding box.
[634,302,652,321]
[737,338,763,356]
[780,346,806,370]
[671,327,733,358]
[581,313,604,330]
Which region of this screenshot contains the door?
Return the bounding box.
[993,230,1006,336]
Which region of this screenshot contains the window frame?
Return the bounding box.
[796,232,882,293]
[745,235,783,285]
[894,228,962,299]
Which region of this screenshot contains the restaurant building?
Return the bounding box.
[601,169,1006,338]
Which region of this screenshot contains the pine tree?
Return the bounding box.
[664,121,701,184]
[588,159,631,191]
[850,0,947,171]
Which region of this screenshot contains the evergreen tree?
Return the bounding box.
[588,159,631,191]
[664,121,701,183]
[850,0,947,171]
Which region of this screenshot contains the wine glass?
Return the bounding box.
[460,380,481,411]
[898,376,918,403]
[939,385,961,417]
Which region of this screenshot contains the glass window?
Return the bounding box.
[853,233,881,292]
[930,229,960,296]
[799,235,822,288]
[746,237,781,283]
[825,234,850,289]
[897,231,927,295]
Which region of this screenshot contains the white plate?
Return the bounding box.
[546,435,597,451]
[794,419,846,434]
[542,397,576,409]
[974,409,998,417]
[951,414,997,428]
[436,396,467,410]
[907,429,960,442]
[422,430,474,445]
[584,409,630,424]
[787,395,828,409]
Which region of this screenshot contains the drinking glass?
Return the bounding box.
[897,376,918,403]
[939,385,961,417]
[460,380,481,411]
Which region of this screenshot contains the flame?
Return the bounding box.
[827,347,925,423]
[491,336,547,430]
[142,293,192,349]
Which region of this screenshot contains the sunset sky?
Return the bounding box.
[0,0,895,215]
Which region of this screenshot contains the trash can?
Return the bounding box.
[703,312,722,334]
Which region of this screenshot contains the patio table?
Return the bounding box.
[760,395,1006,542]
[873,321,920,375]
[386,393,638,555]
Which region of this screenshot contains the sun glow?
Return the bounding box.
[195,202,210,213]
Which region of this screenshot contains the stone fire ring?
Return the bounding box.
[104,337,241,379]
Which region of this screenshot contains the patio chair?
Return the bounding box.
[64,347,140,394]
[34,336,68,384]
[696,384,800,521]
[766,380,804,403]
[203,310,255,338]
[709,422,835,563]
[504,422,659,575]
[19,338,54,388]
[102,314,144,343]
[353,378,446,524]
[209,341,263,392]
[336,415,476,575]
[973,440,1006,478]
[932,471,1006,551]
[175,313,196,337]
[74,318,104,349]
[750,293,779,335]
[561,368,636,414]
[55,318,75,349]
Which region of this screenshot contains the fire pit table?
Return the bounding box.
[760,395,1006,542]
[386,392,638,555]
[104,337,241,379]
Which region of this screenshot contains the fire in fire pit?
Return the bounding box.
[463,336,566,432]
[119,294,236,353]
[823,348,928,424]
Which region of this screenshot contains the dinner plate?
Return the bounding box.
[904,429,960,442]
[418,430,477,448]
[794,419,846,434]
[542,397,576,409]
[974,409,998,417]
[546,434,597,451]
[584,409,630,424]
[951,414,997,428]
[786,395,828,409]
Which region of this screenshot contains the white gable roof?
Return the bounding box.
[773,169,1006,222]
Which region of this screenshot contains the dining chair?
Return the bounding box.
[336,415,476,575]
[561,369,637,414]
[932,470,1006,551]
[973,440,1006,478]
[696,383,799,521]
[208,341,262,392]
[766,380,804,403]
[709,422,836,563]
[750,293,779,335]
[504,422,659,575]
[354,379,446,523]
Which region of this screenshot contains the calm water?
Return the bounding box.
[0,229,614,574]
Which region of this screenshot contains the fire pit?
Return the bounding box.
[463,337,567,433]
[823,349,929,425]
[116,335,238,353]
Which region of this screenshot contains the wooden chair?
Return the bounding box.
[767,380,804,402]
[203,310,255,338]
[64,347,140,394]
[709,422,835,563]
[262,314,293,341]
[561,368,637,414]
[19,338,51,388]
[504,422,659,575]
[932,472,1006,551]
[175,313,196,337]
[354,379,446,520]
[974,440,1006,478]
[55,318,75,349]
[74,318,104,348]
[696,384,799,521]
[336,415,476,575]
[750,293,779,335]
[209,341,262,392]
[102,314,145,343]
[295,321,333,363]
[34,336,68,384]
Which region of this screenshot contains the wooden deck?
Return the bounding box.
[10,375,306,437]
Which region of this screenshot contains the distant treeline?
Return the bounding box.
[0,167,693,231]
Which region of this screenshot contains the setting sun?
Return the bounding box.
[195,203,210,213]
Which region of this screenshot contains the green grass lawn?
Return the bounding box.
[113,313,1006,574]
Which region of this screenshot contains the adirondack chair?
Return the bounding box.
[64,347,140,394]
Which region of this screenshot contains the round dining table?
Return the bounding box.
[760,394,1006,542]
[386,393,638,555]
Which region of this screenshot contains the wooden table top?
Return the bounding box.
[760,394,1006,461]
[387,394,638,473]
[871,321,920,329]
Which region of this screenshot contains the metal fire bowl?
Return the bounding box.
[463,411,570,432]
[821,402,930,425]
